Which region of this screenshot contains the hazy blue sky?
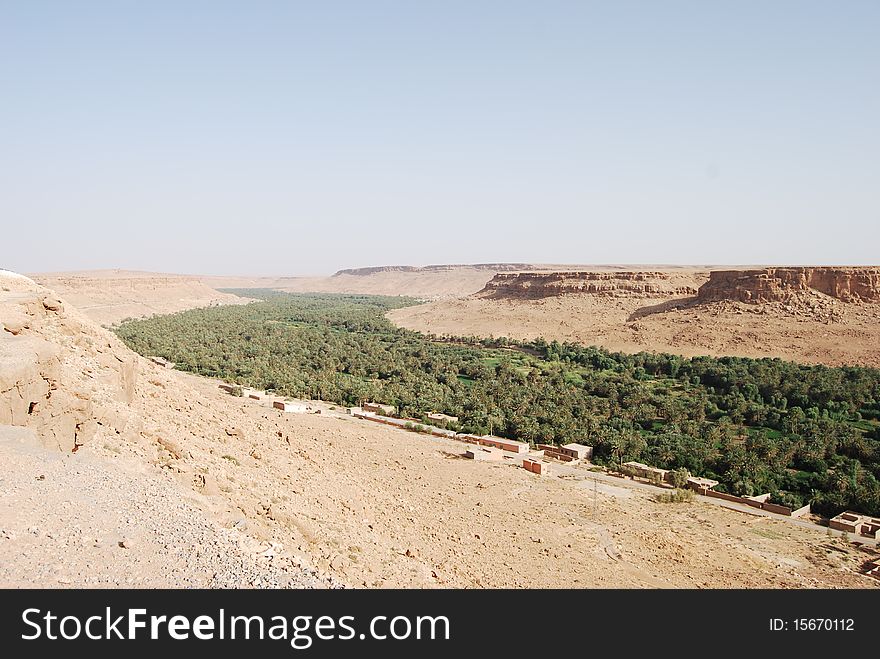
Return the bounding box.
[2,1,878,275]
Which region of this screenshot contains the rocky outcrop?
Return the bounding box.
[698,268,880,304]
[476,271,701,300]
[0,271,139,451]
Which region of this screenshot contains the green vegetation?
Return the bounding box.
[114,290,880,516]
[654,489,695,504]
[668,467,691,489]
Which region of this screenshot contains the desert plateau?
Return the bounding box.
[389,267,880,368]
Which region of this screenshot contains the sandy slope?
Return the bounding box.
[31,270,251,325]
[16,364,880,589]
[2,272,878,588]
[388,292,880,368]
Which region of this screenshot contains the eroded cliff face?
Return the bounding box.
[476,271,702,299]
[697,268,880,304]
[0,271,139,451]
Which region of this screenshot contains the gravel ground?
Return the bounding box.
[0,427,339,589]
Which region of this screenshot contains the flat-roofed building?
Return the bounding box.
[273,400,309,413]
[427,412,459,424]
[686,476,720,492]
[522,459,550,475]
[829,511,865,534]
[561,443,593,461]
[464,446,503,461]
[829,511,880,537]
[622,461,669,483]
[478,435,530,454]
[363,402,396,416]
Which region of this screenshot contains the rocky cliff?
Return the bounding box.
[697,268,880,304]
[476,271,702,299]
[0,271,139,451]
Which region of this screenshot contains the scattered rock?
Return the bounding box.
[193,473,221,496]
[2,311,30,335]
[41,296,64,312]
[157,436,184,459]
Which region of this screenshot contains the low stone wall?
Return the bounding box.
[704,490,744,504]
[703,489,809,517]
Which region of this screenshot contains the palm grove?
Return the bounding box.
[114,291,880,517]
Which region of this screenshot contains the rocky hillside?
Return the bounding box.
[1,271,138,452]
[698,267,880,304]
[31,270,251,325]
[477,271,704,299]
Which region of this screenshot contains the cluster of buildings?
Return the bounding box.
[350,402,593,477]
[617,460,818,518]
[358,405,459,425]
[828,513,880,580]
[829,511,880,538]
[218,389,880,548]
[621,461,720,493]
[458,436,594,477]
[218,383,315,414]
[539,443,593,463]
[457,433,530,454]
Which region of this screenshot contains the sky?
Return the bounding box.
[1,1,878,275]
